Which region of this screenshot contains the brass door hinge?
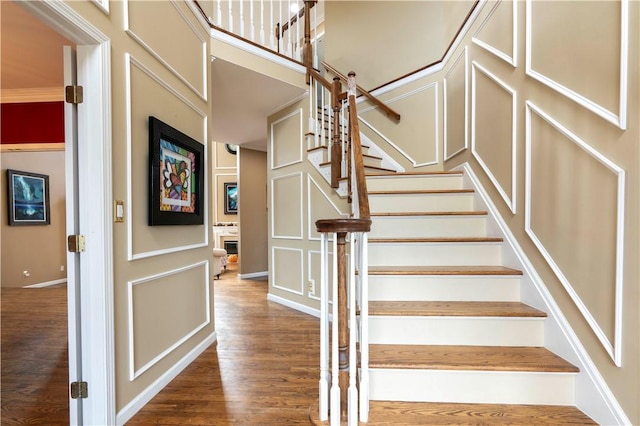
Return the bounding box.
[65,85,84,104]
[70,381,88,399]
[67,235,86,253]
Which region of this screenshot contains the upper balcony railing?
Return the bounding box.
[194,0,321,66]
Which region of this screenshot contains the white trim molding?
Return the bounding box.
[127,261,211,380]
[271,172,304,239]
[525,101,625,367]
[23,278,67,288]
[471,61,517,214]
[472,0,518,67]
[444,47,469,161]
[271,247,305,296]
[360,83,439,168]
[90,0,109,15]
[525,0,628,130]
[270,108,304,170]
[125,53,209,261]
[124,0,208,101]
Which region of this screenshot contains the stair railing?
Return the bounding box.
[307,48,375,426]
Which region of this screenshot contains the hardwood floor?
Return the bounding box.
[1,285,69,425]
[128,262,321,425]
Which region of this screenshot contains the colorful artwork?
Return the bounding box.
[224,182,238,214]
[159,138,196,212]
[6,170,50,226]
[149,116,204,226]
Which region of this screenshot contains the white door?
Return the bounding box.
[63,45,83,425]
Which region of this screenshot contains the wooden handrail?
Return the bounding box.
[323,62,401,122]
[348,93,370,220]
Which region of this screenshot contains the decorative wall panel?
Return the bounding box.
[471,61,517,213]
[472,0,517,66]
[125,0,207,100]
[526,0,628,129]
[525,102,625,366]
[128,261,210,379]
[307,175,348,241]
[271,109,303,169]
[126,55,208,260]
[444,47,469,161]
[272,247,304,295]
[271,172,303,239]
[308,250,334,302]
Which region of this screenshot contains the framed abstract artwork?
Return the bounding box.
[224,182,238,215]
[148,116,204,226]
[6,169,50,226]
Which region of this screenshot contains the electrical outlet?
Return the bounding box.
[60,265,65,272]
[308,280,315,295]
[23,270,30,277]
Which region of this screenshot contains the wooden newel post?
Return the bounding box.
[303,0,313,84]
[331,77,342,188]
[336,231,349,420]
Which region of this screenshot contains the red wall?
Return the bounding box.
[1,102,64,144]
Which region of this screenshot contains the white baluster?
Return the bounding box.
[348,232,358,425]
[313,1,318,68]
[295,2,301,60]
[278,0,282,53]
[330,234,340,426]
[260,0,266,46]
[228,0,233,32]
[309,79,316,150]
[359,232,370,422]
[319,232,329,421]
[287,0,292,57]
[239,0,244,37]
[216,0,222,26]
[250,0,255,41]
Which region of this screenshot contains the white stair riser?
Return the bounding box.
[368,243,502,266]
[369,276,521,302]
[364,157,383,169]
[369,369,576,405]
[367,175,464,191]
[370,216,487,238]
[369,316,545,346]
[369,193,474,213]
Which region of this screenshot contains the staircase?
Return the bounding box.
[311,170,597,425]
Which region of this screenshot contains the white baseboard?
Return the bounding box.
[238,271,268,279]
[267,293,320,319]
[23,278,67,288]
[454,162,631,425]
[115,331,217,425]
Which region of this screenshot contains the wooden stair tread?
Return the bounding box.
[310,401,597,425]
[367,171,463,177]
[368,265,523,275]
[369,345,578,373]
[368,301,546,317]
[371,211,487,217]
[369,189,474,195]
[369,237,503,243]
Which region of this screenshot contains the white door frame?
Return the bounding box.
[18,2,115,425]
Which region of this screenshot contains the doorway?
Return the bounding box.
[1,1,115,424]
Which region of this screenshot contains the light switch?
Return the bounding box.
[115,200,124,223]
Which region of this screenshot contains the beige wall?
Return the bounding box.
[324,0,475,90]
[0,150,67,287]
[238,148,268,275]
[62,0,215,414]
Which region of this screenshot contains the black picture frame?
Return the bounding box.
[148,116,204,226]
[6,169,50,226]
[224,182,238,215]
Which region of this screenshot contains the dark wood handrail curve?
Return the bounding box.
[323,62,401,122]
[348,93,370,220]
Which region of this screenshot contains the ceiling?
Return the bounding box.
[1,0,306,151]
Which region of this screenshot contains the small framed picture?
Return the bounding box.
[6,169,50,226]
[224,182,238,215]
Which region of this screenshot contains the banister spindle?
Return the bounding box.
[331,77,342,188]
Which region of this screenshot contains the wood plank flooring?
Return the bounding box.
[1,285,69,425]
[128,263,321,425]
